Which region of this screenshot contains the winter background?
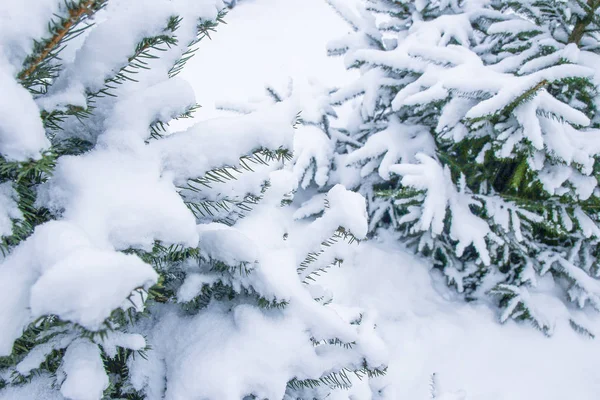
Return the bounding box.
[178,0,600,398]
[1,0,600,399]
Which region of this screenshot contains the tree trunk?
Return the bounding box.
[569,0,599,45]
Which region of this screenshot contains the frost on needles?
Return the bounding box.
[0,1,386,399]
[327,0,600,335]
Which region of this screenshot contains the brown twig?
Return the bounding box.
[18,0,98,81]
[568,0,599,45]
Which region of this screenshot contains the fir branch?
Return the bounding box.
[89,15,181,99]
[0,152,57,253]
[257,297,289,309]
[209,259,254,276]
[569,319,596,338]
[129,242,200,271]
[311,337,355,350]
[298,227,359,284]
[569,0,600,44]
[183,148,291,191]
[41,105,93,132]
[287,363,386,391]
[185,196,259,225]
[303,258,344,284]
[148,103,200,140]
[168,10,227,77]
[18,0,106,93]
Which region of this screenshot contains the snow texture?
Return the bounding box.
[2,0,600,399]
[128,184,386,399]
[58,340,108,400]
[0,182,22,238]
[174,1,600,398]
[0,221,157,355]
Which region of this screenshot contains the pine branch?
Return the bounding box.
[18,0,106,92]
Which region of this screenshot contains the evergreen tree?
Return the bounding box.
[327,0,600,335]
[0,1,386,398]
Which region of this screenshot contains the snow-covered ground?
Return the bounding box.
[323,237,600,399]
[180,0,600,398]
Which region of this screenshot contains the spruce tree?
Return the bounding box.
[0,1,386,398]
[327,0,600,335]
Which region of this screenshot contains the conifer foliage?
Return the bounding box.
[328,0,600,335]
[0,0,386,399]
[224,0,241,8]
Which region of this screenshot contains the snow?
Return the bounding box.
[0,0,61,67]
[0,375,64,400]
[574,207,600,239]
[30,248,157,330]
[2,0,600,398]
[293,193,328,220]
[171,0,351,123]
[151,101,299,185]
[16,333,75,376]
[217,77,343,191]
[465,65,594,121]
[0,221,158,355]
[487,19,539,36]
[58,340,108,400]
[40,149,200,251]
[172,2,600,398]
[0,182,21,238]
[129,183,386,399]
[44,0,224,109]
[99,77,197,147]
[0,56,50,161]
[318,237,600,400]
[197,223,259,265]
[293,125,335,188]
[323,184,369,239]
[131,303,370,400]
[344,116,436,180]
[390,154,493,265]
[348,9,600,201]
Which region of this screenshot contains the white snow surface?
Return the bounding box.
[319,235,600,399]
[58,340,108,400]
[0,182,22,238]
[0,55,50,161]
[0,375,64,400]
[0,0,57,160]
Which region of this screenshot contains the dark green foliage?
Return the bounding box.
[0,4,231,394]
[18,0,108,95]
[329,0,600,334]
[0,152,55,255]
